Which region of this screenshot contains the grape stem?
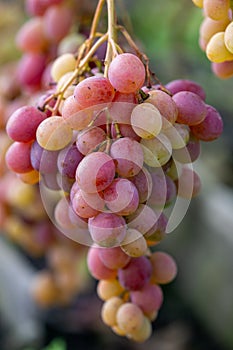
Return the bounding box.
[104,0,118,77]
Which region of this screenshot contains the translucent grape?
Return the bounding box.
[88,212,127,247]
[98,246,130,269]
[150,251,177,284]
[108,53,146,93]
[120,228,148,257]
[172,91,207,125]
[140,134,172,167]
[76,126,106,155]
[51,53,76,83]
[130,283,163,314]
[116,302,144,333]
[74,76,115,108]
[110,137,144,177]
[101,297,124,327]
[224,21,233,54]
[6,106,47,143]
[164,123,190,149]
[146,90,178,127]
[87,246,117,280]
[130,103,162,139]
[76,152,115,193]
[36,116,73,151]
[118,256,152,291]
[103,178,139,216]
[206,32,233,63]
[190,105,223,141]
[6,141,33,174]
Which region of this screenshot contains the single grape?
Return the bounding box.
[103,178,139,216]
[57,144,84,178]
[98,246,131,269]
[118,256,152,291]
[87,246,117,280]
[97,280,124,301]
[88,212,127,247]
[206,32,233,63]
[101,297,124,327]
[108,53,145,93]
[74,76,115,108]
[116,302,144,333]
[30,140,59,174]
[190,105,223,141]
[36,116,73,151]
[76,152,115,193]
[6,141,33,174]
[62,95,94,130]
[127,316,152,343]
[110,137,144,177]
[130,283,163,314]
[165,79,206,101]
[203,0,230,21]
[225,21,233,54]
[51,53,76,83]
[120,228,148,257]
[211,60,233,79]
[72,189,100,219]
[140,134,172,167]
[150,251,177,284]
[76,126,106,155]
[172,91,207,125]
[131,103,162,139]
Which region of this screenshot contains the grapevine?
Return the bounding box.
[2,0,224,344]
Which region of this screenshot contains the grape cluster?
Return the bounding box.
[192,0,233,78]
[3,0,224,342]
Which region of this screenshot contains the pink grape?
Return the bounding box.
[150,252,177,284]
[17,53,46,90]
[108,53,145,93]
[76,126,106,155]
[190,105,223,141]
[87,246,117,280]
[147,171,167,208]
[81,190,105,212]
[76,152,115,193]
[118,256,152,291]
[88,212,127,247]
[130,283,164,314]
[74,76,115,108]
[43,5,73,43]
[165,79,206,101]
[126,204,158,236]
[61,95,93,130]
[57,144,84,178]
[25,0,64,16]
[173,137,201,163]
[172,91,207,125]
[16,18,48,53]
[6,106,47,143]
[98,247,131,269]
[103,178,139,216]
[6,141,33,173]
[130,167,153,203]
[211,61,233,79]
[30,140,59,174]
[110,137,144,177]
[72,189,99,219]
[68,205,88,229]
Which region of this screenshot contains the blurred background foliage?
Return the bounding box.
[0,1,233,350]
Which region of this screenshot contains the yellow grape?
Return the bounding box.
[164,123,190,149]
[140,134,172,167]
[192,0,203,7]
[56,71,74,92]
[18,169,40,185]
[97,279,124,301]
[116,302,144,334]
[120,228,148,258]
[111,325,127,336]
[51,53,76,83]
[101,297,124,327]
[206,32,233,63]
[203,0,230,21]
[131,103,162,139]
[224,22,233,54]
[36,116,73,151]
[200,17,230,45]
[127,316,152,343]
